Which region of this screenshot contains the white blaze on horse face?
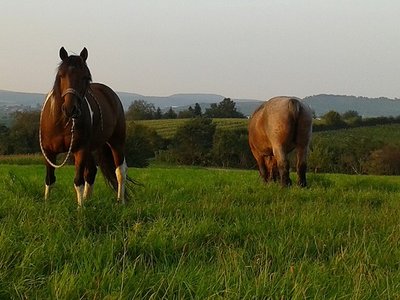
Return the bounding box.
[74,184,85,207]
[115,159,127,203]
[83,182,94,199]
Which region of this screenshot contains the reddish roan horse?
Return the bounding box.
[39,47,128,206]
[248,96,312,187]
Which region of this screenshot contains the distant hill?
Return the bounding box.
[118,92,226,109]
[0,90,45,108]
[303,94,400,117]
[0,89,261,116]
[1,89,400,118]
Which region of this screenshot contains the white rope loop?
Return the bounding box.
[39,92,76,169]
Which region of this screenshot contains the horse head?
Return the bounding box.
[56,47,92,120]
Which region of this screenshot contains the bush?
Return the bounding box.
[309,134,382,174]
[212,128,254,168]
[125,123,165,167]
[363,145,400,175]
[169,118,216,165]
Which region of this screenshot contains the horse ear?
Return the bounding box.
[80,48,88,62]
[59,47,68,61]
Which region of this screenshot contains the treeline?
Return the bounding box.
[4,105,400,176]
[313,110,400,131]
[125,98,245,120]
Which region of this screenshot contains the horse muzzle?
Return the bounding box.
[61,88,84,119]
[62,103,81,119]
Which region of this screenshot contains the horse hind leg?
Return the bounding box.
[273,147,292,187]
[254,154,269,183]
[265,155,279,182]
[108,142,127,203]
[83,154,97,199]
[115,158,127,203]
[296,146,308,187]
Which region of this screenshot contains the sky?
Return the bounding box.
[1,0,400,100]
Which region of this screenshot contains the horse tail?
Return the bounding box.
[97,144,119,191]
[287,98,301,119]
[288,98,302,141]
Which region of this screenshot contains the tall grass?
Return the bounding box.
[0,165,400,298]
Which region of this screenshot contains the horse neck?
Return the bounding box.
[43,91,66,126]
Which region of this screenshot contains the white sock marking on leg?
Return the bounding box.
[83,182,94,200]
[115,159,127,203]
[74,184,85,207]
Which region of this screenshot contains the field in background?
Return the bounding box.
[135,118,248,139]
[135,118,400,146]
[1,164,400,298]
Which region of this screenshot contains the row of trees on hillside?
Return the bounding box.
[314,110,400,131]
[4,107,400,175]
[125,98,245,120]
[132,118,254,168]
[140,117,400,175]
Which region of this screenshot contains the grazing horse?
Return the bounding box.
[248,96,312,187]
[39,47,128,206]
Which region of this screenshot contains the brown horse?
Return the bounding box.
[39,47,128,206]
[248,96,312,187]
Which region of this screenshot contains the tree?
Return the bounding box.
[154,107,163,119]
[171,118,216,165]
[163,107,177,119]
[9,110,40,154]
[204,98,245,118]
[204,103,218,118]
[212,128,254,168]
[342,110,362,127]
[322,110,346,128]
[194,103,202,117]
[126,100,156,120]
[0,123,11,154]
[177,107,195,119]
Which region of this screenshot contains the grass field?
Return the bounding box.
[1,164,400,298]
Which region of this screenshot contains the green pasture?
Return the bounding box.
[1,164,400,298]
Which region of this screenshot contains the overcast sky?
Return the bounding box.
[1,0,400,100]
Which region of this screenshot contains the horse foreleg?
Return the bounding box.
[44,154,56,200]
[73,151,87,207]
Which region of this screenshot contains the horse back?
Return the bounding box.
[87,83,126,146]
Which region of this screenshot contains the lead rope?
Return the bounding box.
[39,92,76,169]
